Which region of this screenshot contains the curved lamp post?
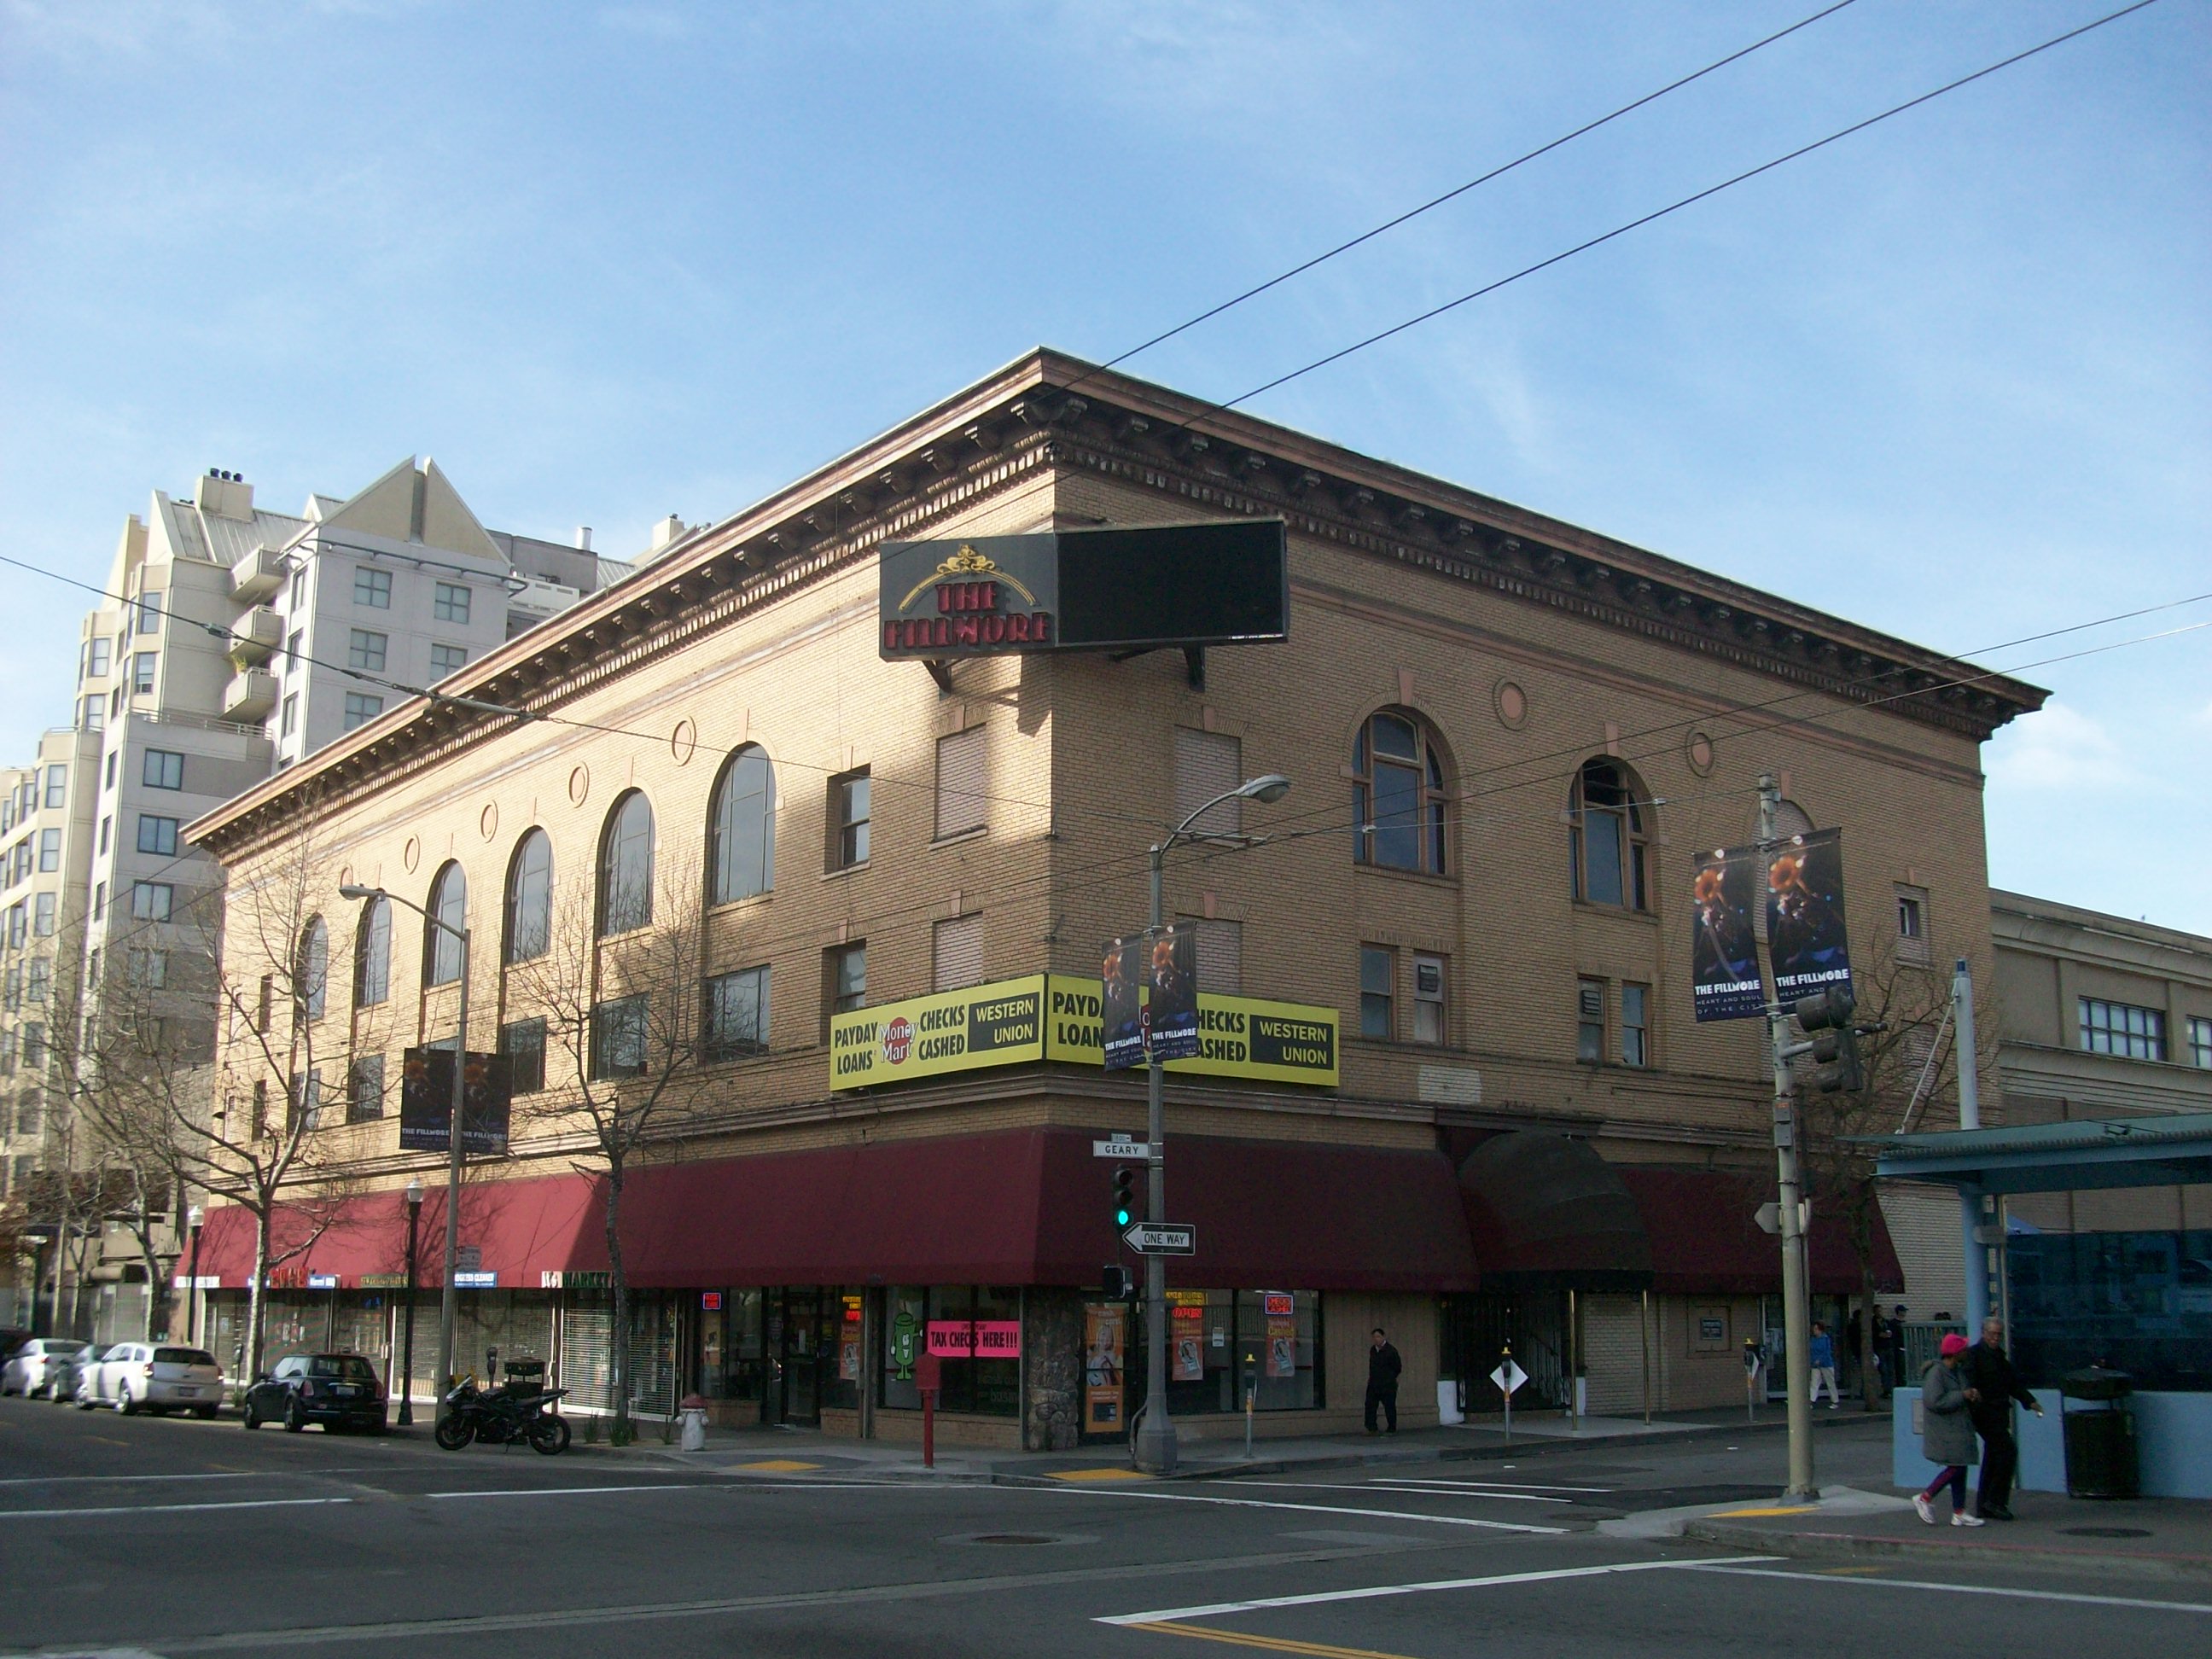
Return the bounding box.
[1133,772,1290,1476]
[340,883,468,1423]
[399,1176,423,1425]
[184,1204,204,1348]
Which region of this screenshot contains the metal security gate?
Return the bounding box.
[1441,1292,1568,1412]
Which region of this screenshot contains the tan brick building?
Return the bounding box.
[187,350,2041,1448]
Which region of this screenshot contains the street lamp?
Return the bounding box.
[341,882,469,1424]
[184,1204,204,1348]
[399,1176,423,1425]
[22,1226,54,1339]
[1133,772,1290,1476]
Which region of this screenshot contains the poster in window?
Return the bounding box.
[1766,827,1853,1000]
[1083,1303,1126,1429]
[1690,847,1763,1022]
[1266,1318,1296,1378]
[1171,1305,1205,1382]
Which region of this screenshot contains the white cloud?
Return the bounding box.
[1983,701,2135,792]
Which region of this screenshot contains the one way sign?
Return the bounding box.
[1121,1222,1197,1256]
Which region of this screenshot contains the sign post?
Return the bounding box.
[1491,1347,1528,1443]
[916,1350,941,1470]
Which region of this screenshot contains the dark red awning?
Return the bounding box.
[1618,1167,1903,1296]
[196,1127,1476,1293]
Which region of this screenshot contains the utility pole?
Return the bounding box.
[1134,842,1176,1476]
[1953,958,1990,1334]
[1759,773,1818,1499]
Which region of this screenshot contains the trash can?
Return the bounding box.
[678,1393,709,1452]
[2059,1365,2138,1499]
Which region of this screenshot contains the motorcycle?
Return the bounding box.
[434,1376,572,1454]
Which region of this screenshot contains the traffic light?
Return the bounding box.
[1102,1264,1131,1299]
[1792,988,1865,1093]
[1111,1165,1140,1231]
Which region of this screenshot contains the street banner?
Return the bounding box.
[1691,847,1764,1022]
[1084,1303,1126,1430]
[398,1047,512,1154]
[1101,935,1146,1071]
[1766,827,1854,1000]
[1102,924,1201,1069]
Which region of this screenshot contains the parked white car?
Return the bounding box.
[75,1342,224,1417]
[2,1338,89,1400]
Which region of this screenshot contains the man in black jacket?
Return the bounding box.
[1961,1316,2045,1519]
[1365,1328,1402,1435]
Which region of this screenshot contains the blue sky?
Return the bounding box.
[3,0,2206,929]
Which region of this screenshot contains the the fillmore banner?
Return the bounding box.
[1691,846,1764,1022]
[1101,923,1199,1071]
[829,973,1337,1089]
[399,1047,513,1154]
[1766,827,1854,1001]
[878,535,1061,658]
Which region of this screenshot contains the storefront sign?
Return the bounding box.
[358,1273,409,1289]
[306,1272,340,1290]
[925,1319,1021,1359]
[1262,1292,1294,1318]
[701,1291,723,1312]
[880,535,1061,659]
[171,1275,220,1290]
[1050,976,1338,1086]
[1084,1303,1126,1430]
[454,1271,498,1289]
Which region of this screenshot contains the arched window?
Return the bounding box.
[504,829,552,964]
[353,895,390,1007]
[296,917,329,1021]
[1570,758,1651,911]
[1352,709,1448,874]
[424,861,468,986]
[707,745,775,905]
[598,791,655,936]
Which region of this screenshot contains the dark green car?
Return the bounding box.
[241,1353,389,1433]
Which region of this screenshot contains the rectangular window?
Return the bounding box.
[26,958,49,1003]
[87,637,111,678]
[105,750,118,789]
[33,893,55,936]
[703,965,771,1062]
[132,653,157,694]
[500,1017,547,1096]
[280,694,298,737]
[80,696,102,732]
[877,1284,1023,1417]
[1359,946,1394,1040]
[1895,884,1931,965]
[826,942,867,1024]
[589,994,649,1080]
[38,828,61,871]
[44,765,65,808]
[933,913,984,992]
[1173,727,1242,839]
[346,1053,386,1123]
[131,882,173,921]
[1183,917,1243,997]
[353,567,391,608]
[137,594,163,635]
[342,692,383,731]
[2079,997,2167,1062]
[346,629,387,672]
[143,749,184,790]
[1412,952,1447,1045]
[1621,981,1650,1068]
[934,725,987,839]
[99,814,110,853]
[3,964,17,1010]
[1577,978,1607,1064]
[2191,1017,2212,1070]
[92,882,106,921]
[285,630,302,672]
[288,1068,323,1133]
[137,815,179,856]
[15,1097,39,1138]
[23,1025,45,1070]
[428,642,468,680]
[433,582,470,624]
[125,946,167,988]
[290,569,309,611]
[830,769,870,869]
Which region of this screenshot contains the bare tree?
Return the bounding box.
[1794,944,1999,1408]
[504,853,709,1444]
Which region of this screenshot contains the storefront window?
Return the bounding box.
[824,1291,864,1411]
[699,1289,765,1404]
[877,1284,1021,1416]
[1161,1289,1324,1414]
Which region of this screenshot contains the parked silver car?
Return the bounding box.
[2,1338,88,1400]
[75,1342,224,1417]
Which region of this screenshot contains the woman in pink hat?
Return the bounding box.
[1913,1332,1984,1527]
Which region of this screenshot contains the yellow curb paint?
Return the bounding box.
[1708,1505,1820,1517]
[732,1459,822,1473]
[1051,1467,1155,1482]
[1138,1620,1417,1656]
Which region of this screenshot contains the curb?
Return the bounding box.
[1680,1516,2212,1585]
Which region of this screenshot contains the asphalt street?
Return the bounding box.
[3,1396,2206,1657]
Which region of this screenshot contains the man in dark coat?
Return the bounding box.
[1960,1315,2044,1520]
[1364,1328,1401,1435]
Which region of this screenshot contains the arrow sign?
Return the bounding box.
[1121,1222,1197,1255]
[1490,1358,1528,1397]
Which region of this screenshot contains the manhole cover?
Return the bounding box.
[2062,1526,2151,1539]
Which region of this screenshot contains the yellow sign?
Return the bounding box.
[829,975,1047,1087]
[830,973,1338,1090]
[1044,975,1337,1086]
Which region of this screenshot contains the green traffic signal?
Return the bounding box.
[1111,1166,1139,1230]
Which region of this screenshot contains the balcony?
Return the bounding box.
[229,546,285,605]
[226,606,282,668]
[221,668,277,723]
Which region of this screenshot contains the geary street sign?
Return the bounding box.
[1121,1222,1197,1256]
[1093,1137,1154,1159]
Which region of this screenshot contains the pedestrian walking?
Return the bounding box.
[1913,1333,1983,1527]
[1960,1315,2045,1521]
[1364,1327,1401,1435]
[1808,1321,1840,1407]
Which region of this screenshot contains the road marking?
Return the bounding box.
[1374,1478,1611,1493]
[1062,1484,1565,1535]
[1098,1557,1773,1625]
[1211,1481,1569,1505]
[1050,1467,1155,1481]
[1686,1563,2212,1616]
[426,1482,723,1500]
[1707,1505,1819,1517]
[0,1468,382,1487]
[0,1496,353,1521]
[1137,1620,1418,1656]
[731,1458,820,1472]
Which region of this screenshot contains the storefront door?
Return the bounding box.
[772,1289,822,1426]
